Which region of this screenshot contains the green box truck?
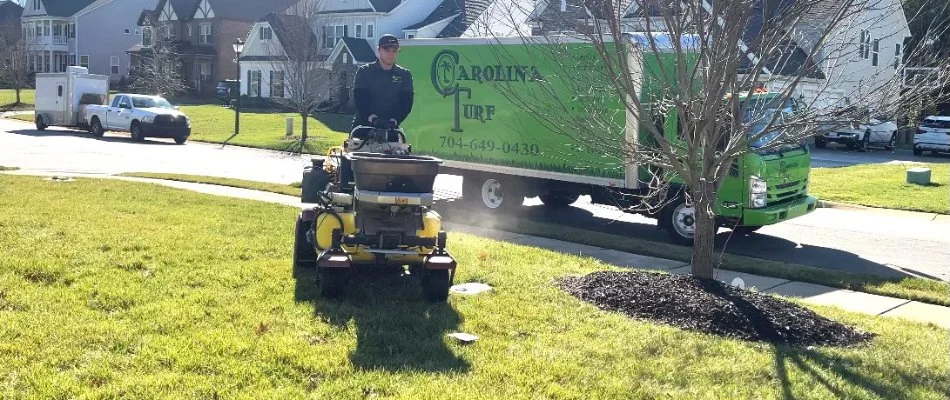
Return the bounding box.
[397,35,817,244]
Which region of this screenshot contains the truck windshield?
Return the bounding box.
[131,96,175,109]
[744,98,802,153]
[922,119,950,129]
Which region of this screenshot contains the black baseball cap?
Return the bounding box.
[378,34,399,47]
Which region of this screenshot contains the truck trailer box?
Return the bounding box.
[35,66,109,130]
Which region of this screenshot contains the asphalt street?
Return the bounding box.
[1,118,947,281]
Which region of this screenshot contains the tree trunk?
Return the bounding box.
[690,179,718,279]
[300,113,309,145]
[15,87,21,105]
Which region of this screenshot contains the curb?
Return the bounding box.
[815,200,873,211]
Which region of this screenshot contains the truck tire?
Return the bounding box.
[318,267,348,298]
[884,132,896,150]
[35,115,47,131]
[659,195,696,246]
[174,136,187,145]
[539,191,580,208]
[130,122,144,142]
[90,117,105,138]
[464,174,524,213]
[814,137,827,148]
[732,225,763,235]
[293,217,316,268]
[913,146,923,156]
[421,269,451,302]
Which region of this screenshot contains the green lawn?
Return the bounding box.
[119,172,302,197]
[0,174,946,398]
[180,105,349,154]
[811,163,950,214]
[0,89,35,111]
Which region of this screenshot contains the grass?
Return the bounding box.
[811,163,950,214]
[180,105,349,154]
[0,174,947,398]
[10,113,33,122]
[0,166,19,171]
[118,172,302,197]
[0,89,35,111]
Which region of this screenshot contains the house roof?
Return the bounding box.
[403,0,492,37]
[261,12,322,60]
[202,0,299,22]
[127,41,217,57]
[35,0,97,17]
[0,1,23,25]
[369,0,401,12]
[340,36,377,62]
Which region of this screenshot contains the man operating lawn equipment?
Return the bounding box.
[294,35,456,301]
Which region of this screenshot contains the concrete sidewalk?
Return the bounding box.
[5,170,948,330]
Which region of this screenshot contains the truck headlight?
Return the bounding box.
[140,116,153,123]
[750,175,767,208]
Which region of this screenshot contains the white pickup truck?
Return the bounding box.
[82,93,192,144]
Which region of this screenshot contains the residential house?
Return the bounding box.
[238,0,493,110]
[129,0,298,95]
[21,0,157,81]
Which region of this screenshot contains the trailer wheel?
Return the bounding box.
[465,175,524,213]
[539,191,580,208]
[35,115,47,131]
[660,196,696,245]
[318,267,348,298]
[90,117,105,138]
[421,269,451,302]
[293,217,316,268]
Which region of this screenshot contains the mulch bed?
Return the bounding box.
[560,271,875,348]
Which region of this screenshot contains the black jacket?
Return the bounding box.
[352,60,414,127]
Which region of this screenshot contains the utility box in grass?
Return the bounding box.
[907,168,931,185]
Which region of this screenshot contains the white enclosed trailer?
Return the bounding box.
[34,66,109,131]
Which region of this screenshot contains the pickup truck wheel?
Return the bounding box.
[90,118,105,138]
[884,132,896,150]
[660,196,696,245]
[130,122,144,142]
[859,131,871,151]
[174,136,187,145]
[913,146,923,156]
[35,115,47,131]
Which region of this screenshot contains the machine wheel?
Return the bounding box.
[35,115,47,131]
[174,136,187,145]
[660,195,696,246]
[318,267,348,298]
[421,269,451,302]
[130,122,145,142]
[814,137,827,148]
[90,117,105,138]
[466,175,524,213]
[884,132,897,150]
[732,225,763,235]
[859,131,871,151]
[539,191,580,208]
[293,218,316,268]
[913,146,923,156]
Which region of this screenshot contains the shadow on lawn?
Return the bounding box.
[773,346,949,399]
[293,264,470,374]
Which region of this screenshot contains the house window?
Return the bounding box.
[186,24,192,38]
[80,55,89,68]
[142,27,152,47]
[270,70,284,97]
[167,24,176,39]
[407,34,415,39]
[355,24,362,38]
[111,56,119,74]
[248,70,261,97]
[199,24,212,44]
[324,25,345,48]
[367,24,374,38]
[124,28,130,34]
[69,23,75,38]
[872,39,879,66]
[859,29,870,59]
[261,26,272,40]
[68,54,76,66]
[43,53,49,72]
[43,22,49,36]
[33,0,40,11]
[342,53,348,64]
[199,62,212,82]
[894,43,902,69]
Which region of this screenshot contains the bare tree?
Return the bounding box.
[263,1,334,151]
[0,28,35,107]
[480,0,950,278]
[130,25,186,98]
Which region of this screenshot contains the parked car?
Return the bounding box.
[81,94,191,144]
[913,115,950,156]
[815,113,898,150]
[216,80,239,105]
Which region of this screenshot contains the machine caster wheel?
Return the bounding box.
[293,218,316,268]
[421,269,451,302]
[318,267,348,298]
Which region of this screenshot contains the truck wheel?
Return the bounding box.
[466,175,524,213]
[913,146,923,156]
[35,115,47,131]
[90,117,105,138]
[859,131,871,151]
[174,136,187,145]
[130,122,144,142]
[293,217,316,268]
[421,269,451,302]
[884,132,896,150]
[660,196,696,246]
[814,137,827,148]
[539,191,580,208]
[318,267,348,298]
[732,225,763,235]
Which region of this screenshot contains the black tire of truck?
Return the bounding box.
[90,117,105,138]
[174,136,187,145]
[539,191,580,208]
[659,195,696,246]
[293,217,317,269]
[421,269,451,302]
[130,122,145,142]
[35,115,47,131]
[463,174,525,213]
[814,137,827,148]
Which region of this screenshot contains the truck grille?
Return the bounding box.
[154,115,187,127]
[769,179,806,205]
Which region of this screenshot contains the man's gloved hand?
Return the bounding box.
[388,118,398,128]
[368,114,378,124]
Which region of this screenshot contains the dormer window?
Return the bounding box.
[142,27,152,47]
[260,26,272,40]
[33,0,40,11]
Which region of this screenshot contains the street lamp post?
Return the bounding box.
[232,38,245,137]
